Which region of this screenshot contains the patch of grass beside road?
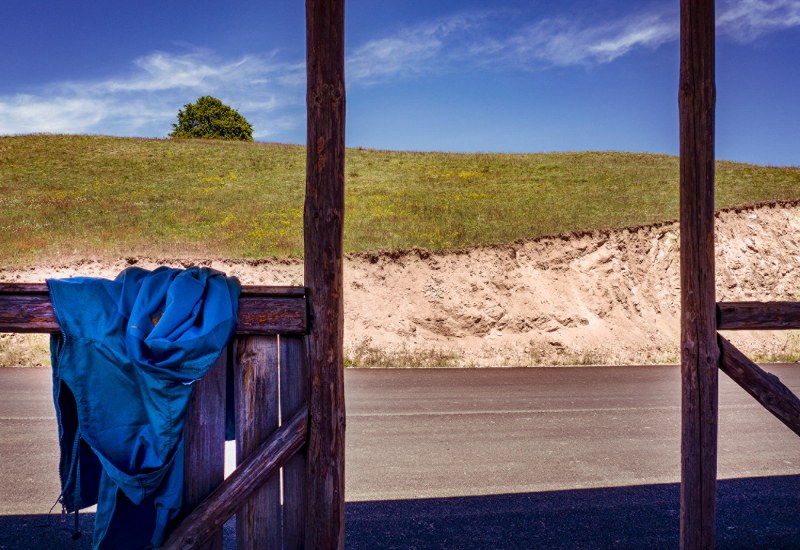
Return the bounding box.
[751,331,800,364]
[1,134,799,265]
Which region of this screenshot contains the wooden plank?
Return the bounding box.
[718,335,800,437]
[280,336,308,550]
[305,0,347,547]
[161,408,307,550]
[679,0,718,548]
[0,283,304,297]
[0,289,307,335]
[243,286,306,297]
[237,296,307,335]
[182,348,227,550]
[0,283,49,294]
[718,301,800,330]
[235,336,281,549]
[0,294,57,333]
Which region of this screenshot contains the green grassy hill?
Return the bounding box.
[1,134,798,265]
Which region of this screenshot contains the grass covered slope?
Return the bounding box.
[1,134,799,265]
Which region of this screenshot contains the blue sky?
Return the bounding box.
[1,0,798,166]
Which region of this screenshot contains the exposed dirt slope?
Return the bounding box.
[1,202,798,367]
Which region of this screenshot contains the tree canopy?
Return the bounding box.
[169,96,254,141]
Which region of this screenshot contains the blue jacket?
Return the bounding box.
[49,267,240,549]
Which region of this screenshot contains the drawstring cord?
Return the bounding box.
[72,440,81,540]
[48,432,82,540]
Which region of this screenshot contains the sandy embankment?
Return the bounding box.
[1,201,798,367]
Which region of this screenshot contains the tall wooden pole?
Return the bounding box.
[304,0,346,548]
[679,0,718,548]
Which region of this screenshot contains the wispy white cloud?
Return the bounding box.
[2,2,798,138]
[346,12,496,84]
[346,0,800,78]
[490,11,678,67]
[586,14,678,61]
[0,50,305,138]
[98,52,260,93]
[341,8,680,78]
[0,96,109,134]
[347,35,443,83]
[717,0,800,40]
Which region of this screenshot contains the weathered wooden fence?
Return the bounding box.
[679,1,800,547]
[0,283,311,549]
[1,1,346,548]
[15,0,800,547]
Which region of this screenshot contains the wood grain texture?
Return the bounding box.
[0,285,307,335]
[280,336,308,550]
[240,286,306,297]
[0,294,57,333]
[717,301,800,330]
[718,335,800,437]
[305,0,347,548]
[0,283,49,294]
[0,283,304,296]
[161,409,307,550]
[235,336,281,549]
[182,348,228,550]
[679,0,718,548]
[0,282,313,549]
[237,296,307,335]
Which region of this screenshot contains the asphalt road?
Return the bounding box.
[345,366,800,549]
[1,366,799,549]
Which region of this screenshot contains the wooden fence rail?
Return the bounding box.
[0,283,310,550]
[717,301,800,330]
[0,283,307,335]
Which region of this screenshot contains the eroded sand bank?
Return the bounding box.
[2,201,798,367]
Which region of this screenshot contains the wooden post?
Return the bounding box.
[183,349,227,550]
[679,0,718,548]
[304,0,346,548]
[281,336,308,549]
[235,336,281,548]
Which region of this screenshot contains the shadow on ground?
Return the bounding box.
[345,475,800,549]
[1,476,797,549]
[0,514,237,550]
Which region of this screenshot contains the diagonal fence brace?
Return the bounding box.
[161,408,308,550]
[718,335,800,438]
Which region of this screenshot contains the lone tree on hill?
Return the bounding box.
[169,96,254,141]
